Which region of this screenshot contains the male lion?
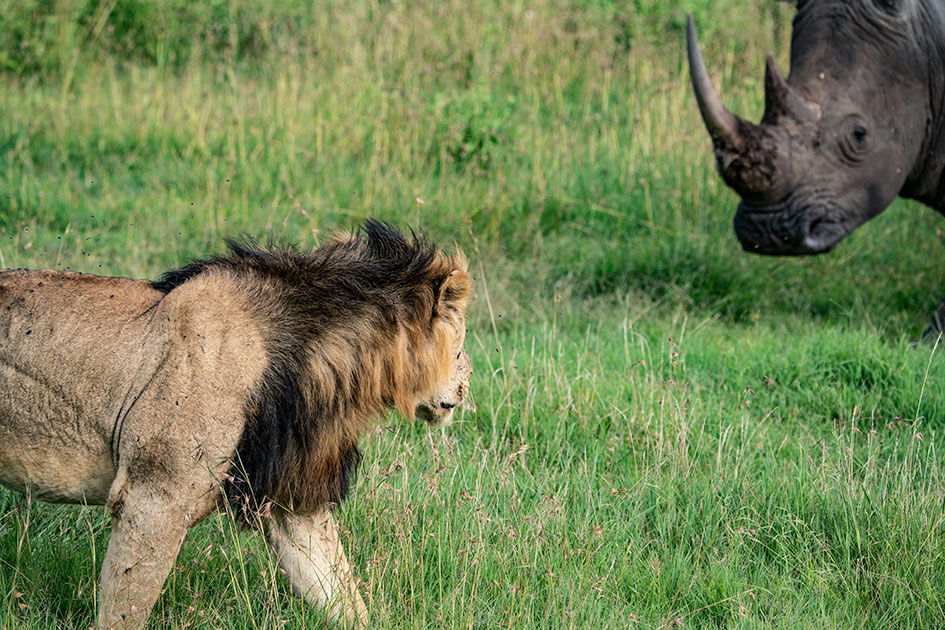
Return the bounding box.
[0,220,472,629]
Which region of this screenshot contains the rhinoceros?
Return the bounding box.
[686,0,945,336]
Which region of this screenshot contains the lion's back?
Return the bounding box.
[0,268,165,388]
[0,268,166,502]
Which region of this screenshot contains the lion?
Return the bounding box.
[0,220,472,629]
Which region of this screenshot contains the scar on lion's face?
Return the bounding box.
[416,345,473,425]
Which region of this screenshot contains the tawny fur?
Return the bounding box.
[0,220,471,629]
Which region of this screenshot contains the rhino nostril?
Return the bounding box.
[440,402,456,410]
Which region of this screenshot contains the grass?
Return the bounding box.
[1,0,945,628]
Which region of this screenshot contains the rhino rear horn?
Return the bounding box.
[764,55,821,123]
[686,14,751,152]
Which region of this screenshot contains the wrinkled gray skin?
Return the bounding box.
[688,0,945,335]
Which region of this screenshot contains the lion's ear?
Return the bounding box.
[434,269,471,316]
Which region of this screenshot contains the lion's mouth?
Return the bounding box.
[416,401,457,425]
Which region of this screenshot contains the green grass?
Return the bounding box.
[2,0,945,628]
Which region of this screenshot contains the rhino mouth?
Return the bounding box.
[733,197,856,256]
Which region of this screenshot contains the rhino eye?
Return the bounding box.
[851,125,868,144]
[839,116,872,162]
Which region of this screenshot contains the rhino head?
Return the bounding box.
[687,0,934,255]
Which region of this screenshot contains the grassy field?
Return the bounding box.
[2,0,945,628]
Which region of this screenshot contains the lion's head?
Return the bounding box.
[403,265,473,426]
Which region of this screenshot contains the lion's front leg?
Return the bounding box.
[267,508,368,627]
[97,485,195,630]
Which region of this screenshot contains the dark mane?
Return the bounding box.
[152,220,457,520]
[152,221,439,298]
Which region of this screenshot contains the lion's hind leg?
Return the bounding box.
[266,508,368,628]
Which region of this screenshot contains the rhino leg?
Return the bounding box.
[921,297,945,345]
[266,507,368,628]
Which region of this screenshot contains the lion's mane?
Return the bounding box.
[152,220,469,517]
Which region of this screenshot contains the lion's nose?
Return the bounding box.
[439,402,456,410]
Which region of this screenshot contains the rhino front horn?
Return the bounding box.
[686,13,750,152]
